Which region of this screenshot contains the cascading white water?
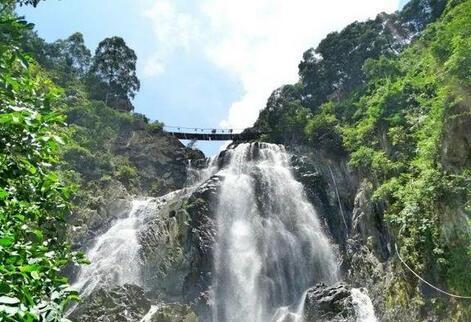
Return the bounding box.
[71,142,379,322]
[212,143,339,322]
[72,199,156,298]
[351,288,378,322]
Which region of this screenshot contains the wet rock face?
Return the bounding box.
[69,284,151,322]
[67,179,132,250]
[69,284,201,322]
[351,180,390,261]
[304,283,355,322]
[289,151,356,248]
[149,304,201,322]
[138,175,220,302]
[113,126,205,195]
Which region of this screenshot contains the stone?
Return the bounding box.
[304,283,355,322]
[138,175,219,302]
[351,179,391,260]
[69,284,151,322]
[149,304,201,322]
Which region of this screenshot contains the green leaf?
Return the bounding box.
[22,160,37,174]
[0,237,15,247]
[19,265,40,273]
[32,230,44,241]
[52,135,65,145]
[0,188,8,200]
[0,114,12,124]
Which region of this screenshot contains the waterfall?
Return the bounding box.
[351,288,378,322]
[212,143,339,322]
[72,199,156,298]
[70,142,356,321]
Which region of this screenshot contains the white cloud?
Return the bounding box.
[142,0,398,128]
[141,0,201,78]
[142,56,165,77]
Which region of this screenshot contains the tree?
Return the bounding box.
[39,32,92,82]
[0,12,82,321]
[54,32,91,76]
[0,0,43,10]
[19,31,91,84]
[299,17,402,110]
[89,36,140,111]
[16,0,43,6]
[399,0,447,34]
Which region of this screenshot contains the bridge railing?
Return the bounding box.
[163,125,262,141]
[163,125,245,135]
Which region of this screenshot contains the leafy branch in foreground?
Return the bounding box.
[0,13,83,322]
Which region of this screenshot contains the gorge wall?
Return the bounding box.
[29,0,469,320]
[3,0,469,321]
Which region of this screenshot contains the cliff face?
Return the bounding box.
[286,102,471,321]
[247,1,471,320]
[65,112,205,254]
[67,129,468,321]
[65,1,470,320]
[283,146,393,320]
[65,114,210,321]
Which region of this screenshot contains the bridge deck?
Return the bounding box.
[167,131,260,141]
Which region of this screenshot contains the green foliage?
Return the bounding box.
[400,0,447,33]
[341,0,471,299]
[19,31,141,113]
[15,0,43,6]
[62,100,140,187]
[304,102,344,154]
[46,33,92,81]
[0,13,82,321]
[149,120,164,133]
[1,0,43,9]
[297,0,446,111]
[89,37,140,111]
[255,84,310,144]
[256,0,471,313]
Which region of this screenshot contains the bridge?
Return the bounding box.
[164,126,261,141]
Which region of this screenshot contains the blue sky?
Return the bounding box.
[18,0,406,156]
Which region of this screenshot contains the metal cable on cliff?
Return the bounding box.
[395,226,471,300]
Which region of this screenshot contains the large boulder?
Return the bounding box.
[303,283,355,322]
[148,304,201,322]
[69,284,151,322]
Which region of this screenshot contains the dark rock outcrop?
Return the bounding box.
[113,127,205,195]
[138,175,220,302]
[304,283,355,321]
[148,303,201,322]
[69,284,151,322]
[351,180,390,261]
[290,151,357,247]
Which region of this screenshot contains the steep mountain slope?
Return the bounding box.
[3,0,469,321]
[252,0,471,320]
